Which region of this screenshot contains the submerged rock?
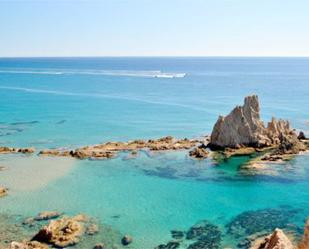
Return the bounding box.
[251,229,295,249]
[34,211,61,221]
[186,220,221,249]
[155,241,180,249]
[93,243,105,249]
[121,235,133,245]
[171,230,185,240]
[226,208,299,238]
[32,215,85,247]
[8,241,48,249]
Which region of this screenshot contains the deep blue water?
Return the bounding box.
[0,57,309,249]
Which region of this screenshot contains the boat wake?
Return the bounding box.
[0,69,186,78]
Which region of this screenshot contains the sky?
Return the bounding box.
[0,0,309,57]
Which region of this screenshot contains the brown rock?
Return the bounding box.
[209,95,294,149]
[32,215,84,247]
[251,228,294,249]
[0,147,35,154]
[0,186,8,198]
[298,218,309,249]
[189,147,209,158]
[223,147,256,158]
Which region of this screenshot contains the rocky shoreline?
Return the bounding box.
[1,95,309,249]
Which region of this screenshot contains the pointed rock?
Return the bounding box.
[251,228,294,249]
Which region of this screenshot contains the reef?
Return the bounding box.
[155,220,221,249]
[226,207,300,240]
[38,136,202,160]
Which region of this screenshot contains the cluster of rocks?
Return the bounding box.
[155,220,221,249]
[0,146,35,154]
[6,211,133,249]
[209,95,308,163]
[226,207,300,240]
[39,136,202,160]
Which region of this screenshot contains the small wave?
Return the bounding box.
[0,69,186,78]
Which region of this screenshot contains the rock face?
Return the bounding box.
[298,219,309,249]
[32,215,84,247]
[251,229,294,249]
[210,95,297,149]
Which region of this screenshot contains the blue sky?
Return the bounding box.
[0,0,309,57]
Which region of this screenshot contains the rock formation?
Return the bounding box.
[32,215,85,247]
[39,136,201,160]
[0,186,8,198]
[251,228,295,249]
[189,146,209,158]
[209,95,294,149]
[0,147,35,154]
[298,218,309,249]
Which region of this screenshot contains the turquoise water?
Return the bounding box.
[1,57,309,248]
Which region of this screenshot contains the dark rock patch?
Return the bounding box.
[226,207,300,239]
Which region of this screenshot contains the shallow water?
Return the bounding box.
[1,57,309,248]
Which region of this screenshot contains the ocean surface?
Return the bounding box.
[0,57,309,248]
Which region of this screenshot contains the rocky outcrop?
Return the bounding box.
[0,186,8,197]
[251,229,294,249]
[0,147,35,154]
[210,95,268,149]
[39,136,201,160]
[189,146,209,159]
[298,219,309,249]
[209,95,295,149]
[32,215,85,247]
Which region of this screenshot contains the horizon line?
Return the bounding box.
[1,55,309,59]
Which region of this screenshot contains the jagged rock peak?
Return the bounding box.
[252,228,295,249]
[209,95,294,149]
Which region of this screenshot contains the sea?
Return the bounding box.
[0,57,309,249]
